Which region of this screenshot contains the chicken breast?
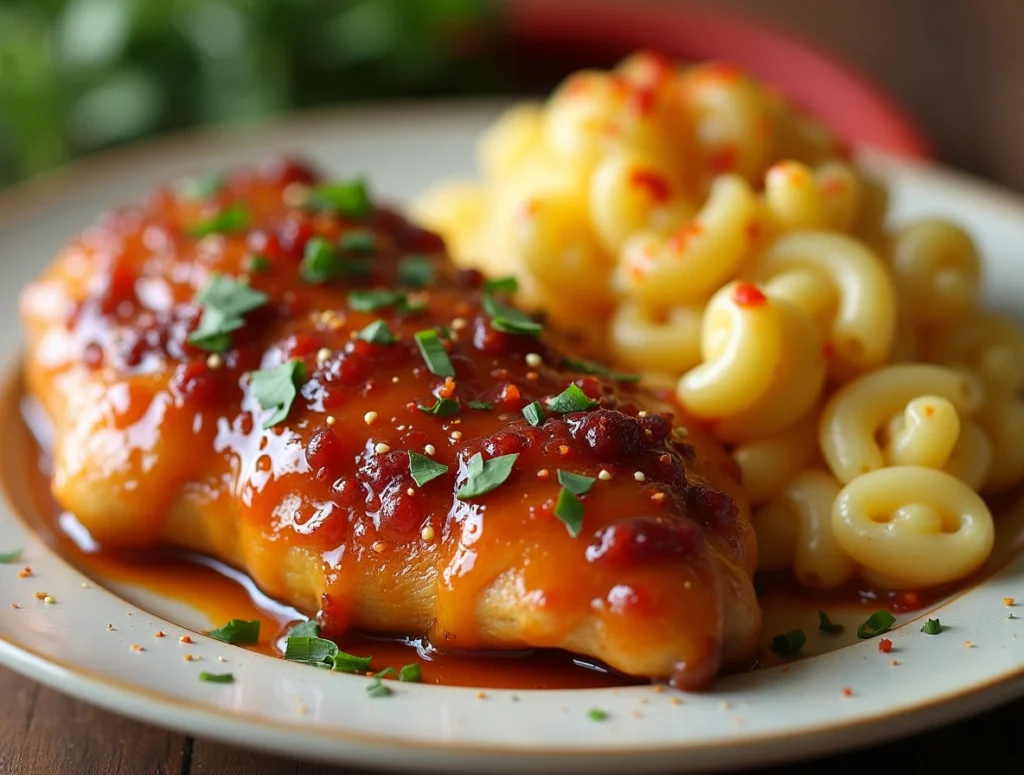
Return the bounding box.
[20,158,760,688]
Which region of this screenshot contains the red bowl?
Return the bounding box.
[502,0,932,159]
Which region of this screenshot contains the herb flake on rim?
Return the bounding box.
[546,384,598,413]
[283,635,337,664]
[251,359,306,428]
[818,611,844,634]
[456,452,518,500]
[306,179,372,217]
[857,610,896,639]
[198,672,235,684]
[188,204,250,238]
[417,397,460,417]
[398,664,422,682]
[188,274,269,352]
[921,618,943,635]
[366,677,393,697]
[398,255,435,288]
[0,549,23,564]
[522,401,545,426]
[587,708,609,721]
[414,330,455,377]
[409,451,449,487]
[206,619,260,645]
[357,320,395,345]
[769,629,806,657]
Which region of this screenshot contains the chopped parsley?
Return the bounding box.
[482,293,543,336]
[188,274,269,352]
[251,359,306,428]
[408,451,449,487]
[398,664,422,682]
[818,611,844,634]
[0,549,23,564]
[366,677,393,697]
[348,290,405,312]
[283,635,338,664]
[398,255,435,288]
[921,618,943,635]
[300,237,343,284]
[483,276,518,294]
[553,489,584,537]
[198,672,235,684]
[339,229,376,253]
[176,172,223,202]
[467,400,493,410]
[286,620,320,639]
[769,629,806,657]
[414,330,455,377]
[546,384,598,414]
[357,320,396,345]
[206,618,260,645]
[306,179,372,217]
[562,356,641,384]
[417,397,461,417]
[456,452,518,500]
[557,470,595,495]
[188,204,250,238]
[857,610,896,639]
[522,401,545,427]
[246,255,271,273]
[587,708,609,722]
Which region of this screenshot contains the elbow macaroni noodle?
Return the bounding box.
[413,51,1024,591]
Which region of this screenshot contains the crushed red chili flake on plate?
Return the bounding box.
[878,638,893,654]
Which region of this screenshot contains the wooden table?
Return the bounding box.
[4,1,1024,772]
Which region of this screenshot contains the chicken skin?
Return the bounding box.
[20,158,760,688]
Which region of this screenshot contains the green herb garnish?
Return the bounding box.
[306,179,372,217]
[557,470,596,495]
[482,293,543,337]
[348,290,404,312]
[467,401,493,410]
[283,636,338,664]
[522,401,545,427]
[857,610,897,639]
[456,452,519,500]
[562,356,641,384]
[339,229,376,253]
[409,451,449,487]
[399,664,422,682]
[921,618,943,635]
[553,489,584,537]
[188,274,269,352]
[546,384,598,414]
[189,204,249,238]
[0,549,23,564]
[398,255,435,288]
[587,708,609,722]
[417,397,461,417]
[818,611,844,634]
[206,619,261,645]
[251,359,306,428]
[300,237,343,284]
[332,650,374,674]
[198,672,235,684]
[769,629,806,657]
[246,255,271,273]
[286,620,320,639]
[176,172,223,202]
[414,330,455,377]
[357,320,395,345]
[366,677,393,698]
[483,276,518,294]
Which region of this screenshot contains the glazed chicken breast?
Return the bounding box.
[20,158,760,688]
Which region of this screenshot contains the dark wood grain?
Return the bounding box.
[4,1,1024,773]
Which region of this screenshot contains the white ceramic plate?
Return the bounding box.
[1,102,1023,774]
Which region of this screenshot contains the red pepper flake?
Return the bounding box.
[500,383,521,408]
[438,377,457,399]
[17,567,31,579]
[923,405,936,418]
[179,635,193,644]
[731,283,767,308]
[629,169,672,203]
[668,223,704,253]
[745,220,763,242]
[626,86,657,116]
[703,62,742,83]
[841,687,853,697]
[878,638,893,654]
[154,630,166,638]
[709,146,737,174]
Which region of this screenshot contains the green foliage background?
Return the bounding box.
[0,0,500,187]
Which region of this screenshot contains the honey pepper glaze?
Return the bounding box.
[20,158,760,689]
